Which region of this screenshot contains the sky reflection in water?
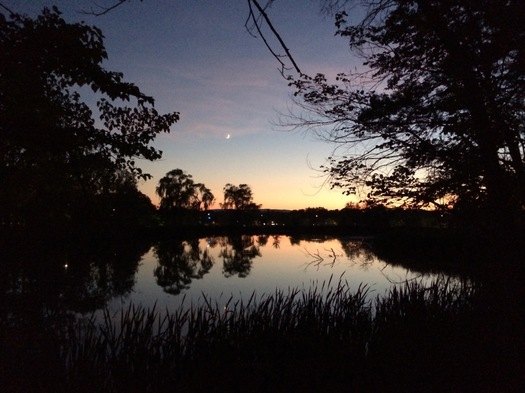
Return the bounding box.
[108,235,436,313]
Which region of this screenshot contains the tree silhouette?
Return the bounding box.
[282,0,525,228]
[156,169,214,211]
[221,183,261,210]
[0,8,178,229]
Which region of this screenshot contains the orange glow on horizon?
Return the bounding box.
[139,182,358,211]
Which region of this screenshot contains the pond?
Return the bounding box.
[105,234,439,313]
[2,231,520,393]
[1,233,446,319]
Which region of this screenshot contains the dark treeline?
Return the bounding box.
[153,206,445,238]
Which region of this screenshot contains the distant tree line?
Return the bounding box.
[154,168,262,227]
[152,168,446,230]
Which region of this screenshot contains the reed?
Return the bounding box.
[54,276,487,392]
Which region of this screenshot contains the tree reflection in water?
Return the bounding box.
[153,239,214,294]
[152,235,376,293]
[338,238,376,269]
[147,235,415,297]
[219,235,261,278]
[152,235,269,292]
[60,241,145,312]
[257,234,269,246]
[1,237,148,321]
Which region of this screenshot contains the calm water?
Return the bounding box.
[105,235,437,313]
[1,233,446,318]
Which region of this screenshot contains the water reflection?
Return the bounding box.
[130,235,439,316]
[219,235,261,278]
[61,244,140,312]
[2,234,448,319]
[1,237,150,322]
[153,239,214,295]
[153,235,285,291]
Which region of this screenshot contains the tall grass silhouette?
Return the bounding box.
[55,276,490,392]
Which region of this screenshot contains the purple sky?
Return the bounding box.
[5,0,363,209]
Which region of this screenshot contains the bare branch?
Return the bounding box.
[245,0,301,76]
[0,2,15,15]
[80,0,134,16]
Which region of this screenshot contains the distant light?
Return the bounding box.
[64,264,68,269]
[226,134,231,139]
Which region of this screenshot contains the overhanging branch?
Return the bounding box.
[80,0,136,16]
[246,0,302,76]
[0,2,15,15]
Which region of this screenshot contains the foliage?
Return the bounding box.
[25,278,523,393]
[0,8,178,229]
[221,183,261,210]
[286,0,525,225]
[156,169,214,211]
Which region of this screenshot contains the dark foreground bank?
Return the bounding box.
[2,277,523,393]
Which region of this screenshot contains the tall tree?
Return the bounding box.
[283,0,525,228]
[156,169,214,211]
[39,0,525,228]
[0,7,179,228]
[221,183,261,210]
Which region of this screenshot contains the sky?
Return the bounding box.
[4,0,362,210]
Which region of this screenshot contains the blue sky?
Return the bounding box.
[5,0,361,209]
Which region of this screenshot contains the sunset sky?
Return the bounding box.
[5,0,362,210]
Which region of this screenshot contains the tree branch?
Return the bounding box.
[80,0,135,16]
[0,2,15,15]
[246,0,302,76]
